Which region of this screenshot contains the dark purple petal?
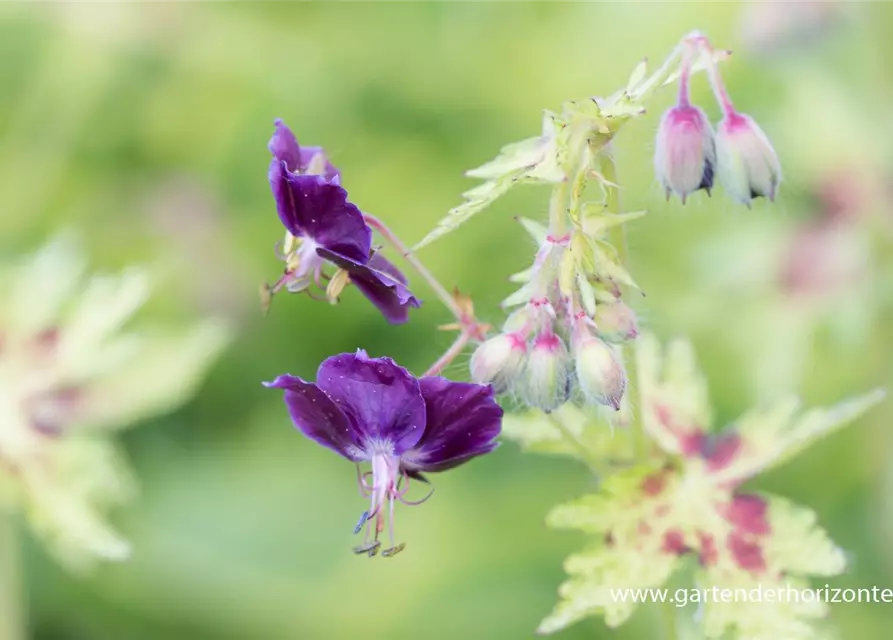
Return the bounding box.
[269,119,340,181]
[268,119,304,174]
[366,252,408,283]
[269,159,301,235]
[263,374,363,461]
[271,173,371,263]
[315,351,426,455]
[318,249,421,324]
[401,377,503,473]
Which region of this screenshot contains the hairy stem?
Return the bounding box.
[599,152,648,462]
[660,600,680,640]
[632,40,684,99]
[548,415,602,477]
[0,514,26,640]
[548,180,569,237]
[363,214,466,323]
[677,40,694,107]
[696,36,735,117]
[423,331,471,377]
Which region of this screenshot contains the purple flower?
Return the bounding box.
[269,118,340,182]
[270,167,372,268]
[266,119,419,323]
[264,350,503,557]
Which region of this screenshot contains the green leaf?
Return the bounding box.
[698,497,845,640]
[25,438,137,572]
[582,208,647,238]
[577,272,597,317]
[501,405,632,463]
[515,216,549,244]
[698,575,831,640]
[625,58,648,93]
[501,281,535,308]
[591,241,640,290]
[80,319,232,432]
[413,172,521,251]
[508,265,534,284]
[538,540,680,633]
[714,388,886,485]
[764,496,847,577]
[465,135,544,180]
[637,333,713,455]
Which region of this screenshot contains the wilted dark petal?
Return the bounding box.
[401,377,503,473]
[317,250,421,324]
[263,374,363,460]
[274,174,370,263]
[315,351,426,455]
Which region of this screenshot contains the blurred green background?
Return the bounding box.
[2,2,893,639]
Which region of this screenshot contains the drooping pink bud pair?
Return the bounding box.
[655,38,781,207]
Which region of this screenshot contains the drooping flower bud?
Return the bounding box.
[574,336,626,410]
[715,112,781,206]
[520,332,572,413]
[469,332,527,394]
[654,104,716,203]
[594,301,639,343]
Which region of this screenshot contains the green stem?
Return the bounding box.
[660,600,680,640]
[0,514,26,640]
[548,415,602,477]
[363,213,466,324]
[548,180,569,237]
[599,151,648,463]
[423,331,470,378]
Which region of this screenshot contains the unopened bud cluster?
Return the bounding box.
[654,34,781,208]
[471,234,638,414]
[459,30,781,419]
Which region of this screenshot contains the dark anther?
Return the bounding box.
[353,541,380,556]
[381,543,406,558]
[353,510,369,534]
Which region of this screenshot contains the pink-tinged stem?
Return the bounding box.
[691,35,735,117]
[363,214,465,323]
[423,331,471,378]
[677,42,693,107]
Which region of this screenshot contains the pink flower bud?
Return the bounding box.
[654,104,716,203]
[573,336,626,410]
[594,301,639,343]
[715,112,781,206]
[469,332,527,394]
[520,332,571,413]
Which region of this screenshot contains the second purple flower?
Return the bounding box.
[265,350,503,557]
[264,119,420,324]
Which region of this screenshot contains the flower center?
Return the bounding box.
[353,452,405,558]
[271,234,327,297]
